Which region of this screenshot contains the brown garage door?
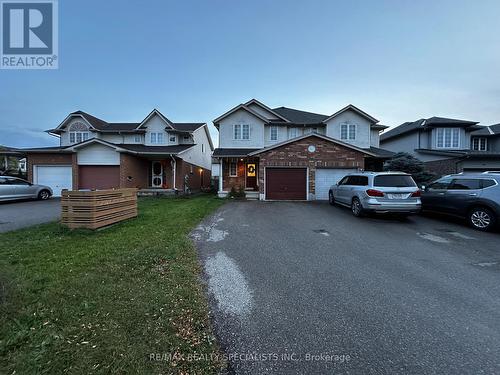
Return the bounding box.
[79,166,120,190]
[266,168,307,200]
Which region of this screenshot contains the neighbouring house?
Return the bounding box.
[212,99,393,200]
[380,117,500,175]
[24,109,213,196]
[0,145,25,175]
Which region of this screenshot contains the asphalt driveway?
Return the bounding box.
[192,201,500,374]
[0,199,60,233]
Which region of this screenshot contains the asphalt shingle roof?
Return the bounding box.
[212,148,260,157]
[272,107,329,124]
[471,123,500,136]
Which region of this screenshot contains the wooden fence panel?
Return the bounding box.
[61,188,138,229]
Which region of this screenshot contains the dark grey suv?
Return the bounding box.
[421,173,500,231]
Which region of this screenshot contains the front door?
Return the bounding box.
[151,161,163,188]
[246,163,257,190]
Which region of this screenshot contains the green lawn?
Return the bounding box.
[0,195,226,374]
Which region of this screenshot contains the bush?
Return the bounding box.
[229,185,245,199]
[384,152,436,184]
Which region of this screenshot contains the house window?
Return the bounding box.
[436,128,460,148]
[202,144,205,153]
[340,123,356,140]
[229,162,237,177]
[289,127,298,138]
[270,126,278,141]
[150,132,164,144]
[70,131,89,144]
[169,135,176,143]
[150,133,157,143]
[472,137,487,151]
[157,133,164,143]
[134,135,141,143]
[233,124,249,140]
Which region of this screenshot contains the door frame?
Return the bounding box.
[245,162,258,190]
[263,166,309,201]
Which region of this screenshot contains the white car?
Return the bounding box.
[0,176,53,201]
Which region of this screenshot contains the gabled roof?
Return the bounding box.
[170,123,205,132]
[244,99,291,122]
[323,104,379,124]
[213,103,271,126]
[248,133,378,157]
[381,117,480,142]
[137,109,174,129]
[272,107,328,124]
[470,123,500,136]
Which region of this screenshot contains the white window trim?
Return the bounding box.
[289,127,298,139]
[472,137,487,151]
[169,134,177,144]
[270,126,278,141]
[69,131,89,144]
[436,128,460,149]
[242,124,250,140]
[340,123,356,140]
[134,134,142,143]
[229,162,237,177]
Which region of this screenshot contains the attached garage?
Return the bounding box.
[265,168,307,200]
[34,165,73,197]
[79,166,120,190]
[314,168,359,200]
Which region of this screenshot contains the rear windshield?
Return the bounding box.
[373,175,416,187]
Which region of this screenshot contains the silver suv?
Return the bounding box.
[421,172,500,231]
[329,172,421,217]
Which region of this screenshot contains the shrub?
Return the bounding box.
[384,152,436,184]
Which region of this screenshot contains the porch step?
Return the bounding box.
[245,191,260,200]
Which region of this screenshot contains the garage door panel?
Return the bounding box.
[35,166,73,197]
[266,168,307,200]
[315,168,358,200]
[79,166,120,190]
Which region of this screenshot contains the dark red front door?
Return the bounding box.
[246,163,257,190]
[79,166,120,190]
[265,168,307,200]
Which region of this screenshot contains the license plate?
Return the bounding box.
[388,193,407,199]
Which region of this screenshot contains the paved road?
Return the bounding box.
[0,199,60,233]
[192,201,500,374]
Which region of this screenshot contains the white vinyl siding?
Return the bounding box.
[77,144,120,165]
[436,128,460,148]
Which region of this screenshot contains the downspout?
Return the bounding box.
[219,158,223,193]
[170,155,176,190]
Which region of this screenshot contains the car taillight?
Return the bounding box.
[366,189,385,197]
[411,190,421,197]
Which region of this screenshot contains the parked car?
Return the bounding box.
[421,172,500,231]
[329,172,421,217]
[0,176,53,201]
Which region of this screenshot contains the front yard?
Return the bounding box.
[0,196,226,374]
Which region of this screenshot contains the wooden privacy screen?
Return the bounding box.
[61,189,138,229]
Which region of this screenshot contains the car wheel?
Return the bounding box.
[351,197,363,217]
[38,190,51,200]
[468,207,496,231]
[328,191,335,206]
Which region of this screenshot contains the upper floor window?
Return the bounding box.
[202,144,205,153]
[134,135,142,143]
[233,124,250,140]
[169,134,177,143]
[340,123,356,140]
[436,128,459,148]
[289,127,298,139]
[472,137,487,151]
[68,121,90,144]
[270,126,278,141]
[69,131,89,144]
[150,132,164,144]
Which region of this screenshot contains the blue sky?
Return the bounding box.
[1,0,500,148]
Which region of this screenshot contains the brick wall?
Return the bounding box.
[424,158,461,176]
[176,159,211,191]
[26,153,77,189]
[222,160,246,191]
[120,154,149,189]
[258,136,365,196]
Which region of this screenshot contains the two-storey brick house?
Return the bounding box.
[212,99,393,200]
[24,109,213,196]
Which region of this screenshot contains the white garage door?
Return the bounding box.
[315,168,358,200]
[35,166,73,197]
